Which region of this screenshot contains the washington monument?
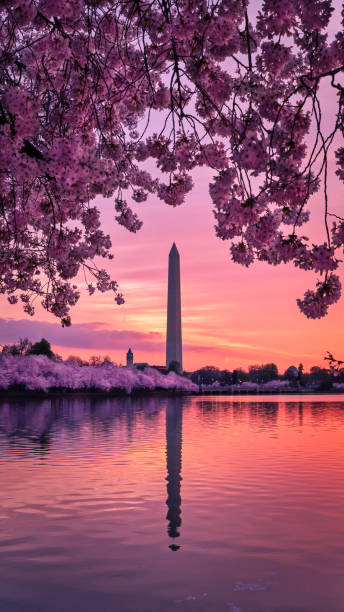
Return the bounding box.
[166,243,183,371]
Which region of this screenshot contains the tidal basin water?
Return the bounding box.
[0,395,344,612]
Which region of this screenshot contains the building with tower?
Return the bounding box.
[126,348,133,367]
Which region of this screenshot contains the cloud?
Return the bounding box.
[0,318,298,364]
[0,318,164,352]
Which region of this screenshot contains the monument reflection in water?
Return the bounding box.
[165,400,182,550]
[0,396,183,551]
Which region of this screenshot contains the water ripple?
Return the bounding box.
[0,395,344,611]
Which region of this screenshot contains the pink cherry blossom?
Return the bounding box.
[0,0,342,322]
[0,355,198,394]
[297,274,342,319]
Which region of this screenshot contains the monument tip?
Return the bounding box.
[170,242,178,254]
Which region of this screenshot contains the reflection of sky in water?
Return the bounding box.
[0,395,344,611]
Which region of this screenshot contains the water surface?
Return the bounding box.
[0,394,343,611]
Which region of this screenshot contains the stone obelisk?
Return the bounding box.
[166,243,182,371]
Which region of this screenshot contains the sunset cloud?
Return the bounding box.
[0,318,164,352]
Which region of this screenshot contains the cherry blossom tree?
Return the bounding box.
[0,354,198,392]
[0,0,343,323]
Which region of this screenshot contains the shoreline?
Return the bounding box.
[0,388,343,400]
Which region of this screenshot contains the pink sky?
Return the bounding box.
[1,151,343,373]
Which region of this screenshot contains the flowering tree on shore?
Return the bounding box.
[0,0,343,323]
[0,354,198,392]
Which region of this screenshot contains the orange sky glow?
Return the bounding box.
[1,151,343,374]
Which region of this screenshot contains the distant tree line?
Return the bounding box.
[1,337,56,359]
[0,338,115,367]
[2,340,343,390]
[190,362,344,391]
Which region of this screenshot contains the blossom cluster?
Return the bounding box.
[0,0,343,320]
[297,274,341,319]
[0,355,198,394]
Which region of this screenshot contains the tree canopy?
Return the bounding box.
[1,336,55,357]
[27,337,54,358]
[0,0,343,323]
